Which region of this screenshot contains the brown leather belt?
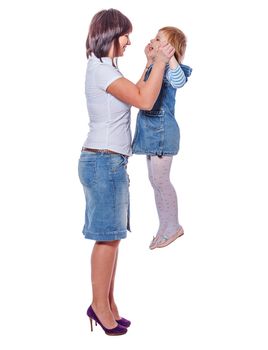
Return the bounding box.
[82,147,120,155]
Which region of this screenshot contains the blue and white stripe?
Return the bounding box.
[166,64,192,89]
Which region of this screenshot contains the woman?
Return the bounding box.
[78,8,175,336]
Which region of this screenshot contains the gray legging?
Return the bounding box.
[146,155,181,238]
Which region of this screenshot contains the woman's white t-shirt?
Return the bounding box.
[83,54,132,156]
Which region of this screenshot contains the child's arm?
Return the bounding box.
[166,56,187,89]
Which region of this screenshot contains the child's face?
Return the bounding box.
[148,31,167,58]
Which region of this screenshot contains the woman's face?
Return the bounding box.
[118,33,131,56]
[148,30,167,58]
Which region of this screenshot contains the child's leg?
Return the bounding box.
[146,155,167,236]
[147,155,181,238]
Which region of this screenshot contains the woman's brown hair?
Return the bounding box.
[86,8,132,59]
[160,26,187,64]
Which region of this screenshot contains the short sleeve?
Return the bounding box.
[94,64,123,91]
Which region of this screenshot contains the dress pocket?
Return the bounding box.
[144,109,164,130]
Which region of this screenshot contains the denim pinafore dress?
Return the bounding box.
[132,64,191,156]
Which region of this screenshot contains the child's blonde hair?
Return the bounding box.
[160,26,187,64]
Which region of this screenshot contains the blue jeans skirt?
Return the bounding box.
[78,151,130,241]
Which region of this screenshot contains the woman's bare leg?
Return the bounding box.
[91,240,120,328]
[109,249,121,320]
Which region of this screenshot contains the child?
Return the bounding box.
[132,26,192,249]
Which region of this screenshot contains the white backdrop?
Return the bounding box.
[0,0,268,349]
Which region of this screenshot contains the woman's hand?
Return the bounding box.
[144,43,154,66]
[169,55,179,69]
[155,42,175,64]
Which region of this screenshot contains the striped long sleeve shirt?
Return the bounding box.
[166,63,192,89]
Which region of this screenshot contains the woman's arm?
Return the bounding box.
[107,43,174,110]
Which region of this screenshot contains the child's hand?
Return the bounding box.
[155,42,175,64]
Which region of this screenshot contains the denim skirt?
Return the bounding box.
[78,151,130,241]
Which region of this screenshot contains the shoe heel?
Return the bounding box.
[89,318,93,332]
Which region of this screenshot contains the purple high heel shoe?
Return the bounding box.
[116,317,131,328]
[87,306,127,336]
